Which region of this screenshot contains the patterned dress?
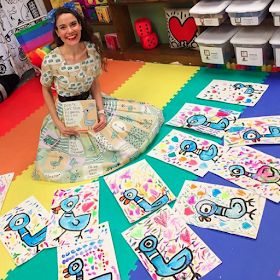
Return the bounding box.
[33,42,163,183]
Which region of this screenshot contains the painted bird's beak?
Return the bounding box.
[63,268,70,278]
[4,224,11,231]
[52,205,61,214]
[119,196,130,205]
[199,216,211,222]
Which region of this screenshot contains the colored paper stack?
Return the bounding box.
[15,19,54,54]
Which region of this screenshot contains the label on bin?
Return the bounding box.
[194,17,220,26]
[231,17,259,26]
[274,15,280,26]
[235,47,263,66]
[200,46,224,64]
[276,49,280,67]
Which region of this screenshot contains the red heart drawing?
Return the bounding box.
[169,16,197,43]
[184,207,194,216]
[180,229,191,244]
[217,111,230,117]
[82,202,94,212]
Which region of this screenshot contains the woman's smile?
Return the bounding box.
[56,13,82,45]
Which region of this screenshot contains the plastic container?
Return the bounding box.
[226,0,272,26]
[230,25,276,66]
[269,0,280,26]
[195,25,239,64]
[189,0,232,26]
[269,28,280,66]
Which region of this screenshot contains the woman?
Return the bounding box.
[33,7,163,183]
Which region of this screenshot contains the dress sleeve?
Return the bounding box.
[40,54,54,88]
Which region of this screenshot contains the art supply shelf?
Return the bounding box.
[42,0,279,68]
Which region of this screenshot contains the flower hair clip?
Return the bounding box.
[47,2,77,24]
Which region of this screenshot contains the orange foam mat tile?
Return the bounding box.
[99,59,145,94]
[0,59,143,137]
[0,77,44,137]
[0,106,48,176]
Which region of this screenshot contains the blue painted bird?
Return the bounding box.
[229,164,280,186]
[186,114,230,131]
[243,126,280,143]
[233,83,254,94]
[63,257,112,280]
[119,188,169,212]
[179,140,219,162]
[83,103,96,127]
[52,195,91,242]
[195,198,256,222]
[138,235,200,279]
[4,213,47,252]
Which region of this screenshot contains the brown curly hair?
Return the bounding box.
[52,7,106,70]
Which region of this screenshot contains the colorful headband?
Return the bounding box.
[47,2,77,24]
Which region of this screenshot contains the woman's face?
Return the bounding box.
[56,13,82,46]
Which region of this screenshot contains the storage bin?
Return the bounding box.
[230,25,276,66]
[195,25,238,64]
[226,0,272,26]
[269,0,280,26]
[269,28,280,66]
[190,0,232,26]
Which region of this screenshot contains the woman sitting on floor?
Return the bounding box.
[33,6,163,183]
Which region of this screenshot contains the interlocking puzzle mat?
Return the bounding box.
[2,61,279,280]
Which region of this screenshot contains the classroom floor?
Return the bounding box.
[0,60,279,280]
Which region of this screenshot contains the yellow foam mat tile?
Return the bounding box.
[0,164,92,279]
[112,63,199,109]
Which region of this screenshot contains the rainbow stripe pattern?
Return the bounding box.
[15,20,54,54]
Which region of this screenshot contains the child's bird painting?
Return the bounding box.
[46,182,99,246]
[0,196,49,265]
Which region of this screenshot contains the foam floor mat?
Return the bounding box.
[2,61,279,280]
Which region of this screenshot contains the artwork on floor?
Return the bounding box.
[224,116,280,147]
[196,80,269,106]
[122,205,221,280]
[165,8,199,49]
[0,196,49,265]
[211,146,280,203]
[173,180,266,239]
[0,172,14,211]
[148,129,227,176]
[104,159,176,223]
[57,222,120,280]
[46,182,99,247]
[166,103,241,138]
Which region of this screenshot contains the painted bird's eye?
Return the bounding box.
[15,218,24,226]
[144,239,153,248]
[72,263,79,271]
[67,201,74,207]
[231,168,240,175]
[200,204,212,214]
[127,192,133,198]
[244,132,256,139]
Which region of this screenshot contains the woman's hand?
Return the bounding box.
[94,113,107,132]
[55,119,79,136]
